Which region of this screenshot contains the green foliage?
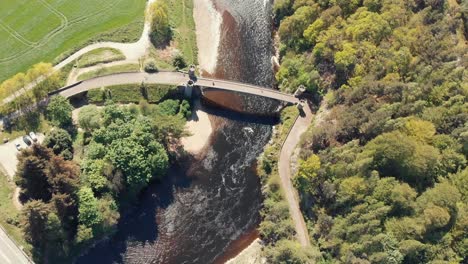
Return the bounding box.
[149,1,172,47]
[87,88,106,104]
[0,0,145,83]
[16,144,80,262]
[179,100,192,119]
[77,187,102,229]
[78,105,102,132]
[146,84,178,103]
[77,63,140,81]
[144,59,159,73]
[76,48,125,68]
[172,54,187,69]
[276,0,467,262]
[108,84,144,103]
[46,96,73,128]
[157,99,180,116]
[87,84,177,104]
[44,128,73,160]
[264,239,322,263]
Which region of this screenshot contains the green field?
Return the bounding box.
[0,0,146,82]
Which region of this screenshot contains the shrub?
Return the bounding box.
[144,60,158,73]
[87,89,106,103]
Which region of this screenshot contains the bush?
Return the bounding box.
[87,89,106,103]
[172,54,187,69]
[144,60,158,73]
[146,84,177,103]
[107,84,142,103]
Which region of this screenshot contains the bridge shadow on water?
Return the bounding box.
[200,99,280,126]
[76,163,193,263]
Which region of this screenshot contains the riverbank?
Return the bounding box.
[193,0,222,74]
[181,99,213,154]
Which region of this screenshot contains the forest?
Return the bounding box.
[14,95,190,263]
[263,0,467,263]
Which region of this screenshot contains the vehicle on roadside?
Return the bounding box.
[23,136,32,146]
[15,142,21,151]
[29,132,37,142]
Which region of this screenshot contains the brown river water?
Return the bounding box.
[76,0,277,263]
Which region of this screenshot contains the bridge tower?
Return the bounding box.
[188,65,197,80]
[184,80,194,98]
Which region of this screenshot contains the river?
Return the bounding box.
[76,0,276,263]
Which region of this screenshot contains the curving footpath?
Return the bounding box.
[278,104,313,247]
[1,0,156,105]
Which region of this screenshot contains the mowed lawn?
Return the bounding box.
[0,0,146,82]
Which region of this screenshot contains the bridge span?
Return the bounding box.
[57,71,300,104]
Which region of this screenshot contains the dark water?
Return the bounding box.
[76,0,276,263]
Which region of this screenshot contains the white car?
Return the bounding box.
[15,142,22,151]
[29,132,38,142]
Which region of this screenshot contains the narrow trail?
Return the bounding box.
[278,104,313,247]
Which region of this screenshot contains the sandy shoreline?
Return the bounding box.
[193,0,222,74]
[225,238,265,264]
[181,100,213,154]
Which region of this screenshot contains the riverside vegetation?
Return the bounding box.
[13,93,191,263]
[270,0,467,263]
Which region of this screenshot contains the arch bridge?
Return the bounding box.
[56,71,302,105]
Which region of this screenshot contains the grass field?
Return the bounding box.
[0,0,146,82]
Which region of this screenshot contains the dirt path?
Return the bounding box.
[278,104,313,247]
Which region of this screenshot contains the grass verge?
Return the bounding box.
[77,63,140,81]
[87,84,179,104]
[76,48,126,68]
[0,170,31,255]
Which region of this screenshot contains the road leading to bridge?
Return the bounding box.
[0,227,30,264]
[58,72,300,104]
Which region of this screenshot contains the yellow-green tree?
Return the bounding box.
[148,2,171,47]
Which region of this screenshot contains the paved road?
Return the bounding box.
[278,105,313,247]
[0,134,45,180]
[58,72,299,103]
[0,227,30,264]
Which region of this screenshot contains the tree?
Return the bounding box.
[148,1,171,47]
[279,5,320,48]
[362,131,440,190]
[78,105,102,131]
[44,128,73,159]
[264,239,321,263]
[15,145,53,202]
[172,54,187,69]
[294,154,321,194]
[81,159,109,193]
[46,155,80,196]
[400,119,435,143]
[20,200,67,261]
[46,95,73,127]
[179,100,191,119]
[77,187,102,230]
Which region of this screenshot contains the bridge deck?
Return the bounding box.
[58,72,299,104]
